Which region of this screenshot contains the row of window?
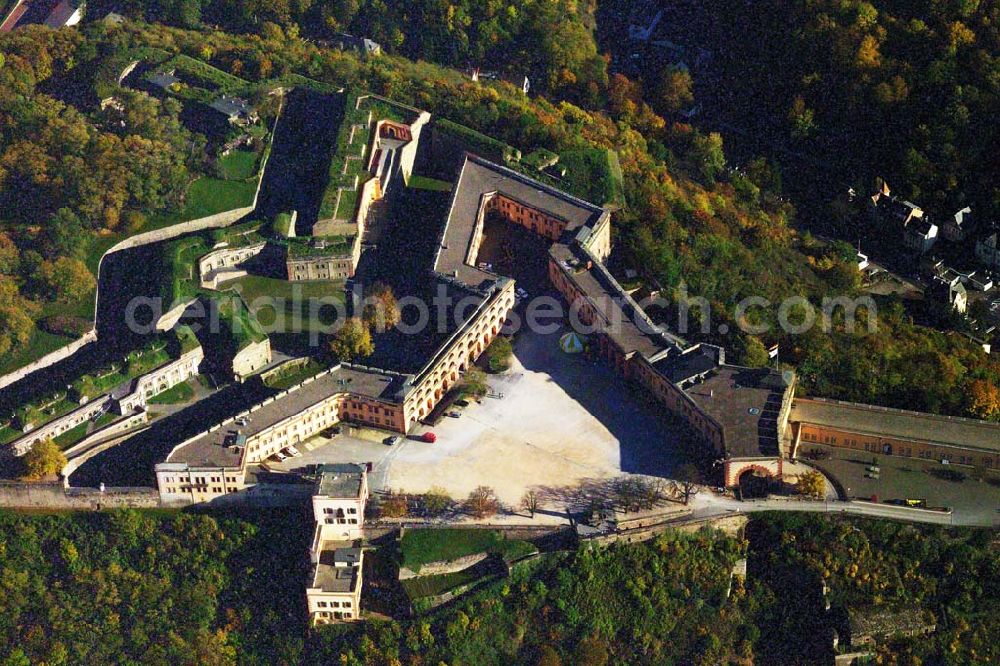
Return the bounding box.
[347,401,393,416]
[322,507,358,515]
[314,611,353,621]
[316,600,352,609]
[161,475,237,485]
[407,301,509,411]
[324,518,359,525]
[164,486,237,495]
[804,430,995,467]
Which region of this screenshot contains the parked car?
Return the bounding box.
[446,411,461,418]
[422,432,437,443]
[454,399,469,408]
[272,451,288,462]
[384,436,402,446]
[285,445,302,457]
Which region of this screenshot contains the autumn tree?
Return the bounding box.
[0,305,35,357]
[361,282,401,332]
[654,65,694,114]
[687,132,726,186]
[742,336,771,368]
[379,491,408,518]
[521,489,540,518]
[795,470,826,499]
[537,646,563,666]
[42,208,88,260]
[38,257,95,303]
[422,486,452,516]
[788,95,816,139]
[672,464,702,505]
[0,231,18,275]
[329,317,374,361]
[465,485,499,518]
[966,380,1000,421]
[486,336,513,372]
[574,637,610,666]
[21,438,67,480]
[460,367,488,397]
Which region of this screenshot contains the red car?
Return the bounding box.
[422,432,437,443]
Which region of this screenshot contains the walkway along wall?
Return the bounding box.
[0,481,159,510]
[0,330,97,391]
[61,418,150,479]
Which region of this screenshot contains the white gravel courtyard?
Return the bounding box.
[277,325,689,508]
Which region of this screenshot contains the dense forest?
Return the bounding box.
[0,26,199,359]
[117,0,608,103]
[0,11,998,416]
[700,0,1000,221]
[0,508,313,665]
[0,509,997,664]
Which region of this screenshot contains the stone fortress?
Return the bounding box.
[155,94,801,507]
[5,85,998,516]
[5,326,204,457]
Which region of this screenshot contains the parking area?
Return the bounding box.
[805,443,1000,525]
[269,324,689,510]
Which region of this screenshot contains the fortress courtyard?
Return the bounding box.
[267,323,688,508]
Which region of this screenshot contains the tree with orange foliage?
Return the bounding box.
[966,380,1000,421]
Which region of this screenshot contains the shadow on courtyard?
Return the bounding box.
[511,325,692,481]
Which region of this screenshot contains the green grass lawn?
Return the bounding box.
[181,178,257,218]
[0,424,20,446]
[334,187,360,220]
[53,422,91,449]
[400,529,536,571]
[407,175,453,192]
[53,412,115,450]
[148,379,195,405]
[0,329,82,376]
[226,275,345,333]
[262,359,326,390]
[401,567,486,600]
[559,148,625,207]
[15,396,77,432]
[217,150,259,181]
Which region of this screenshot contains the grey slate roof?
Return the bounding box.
[687,366,788,457]
[166,366,407,468]
[791,398,1000,454]
[435,154,606,290]
[315,463,366,498]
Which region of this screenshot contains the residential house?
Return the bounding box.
[929,275,967,314]
[329,33,381,56]
[43,0,83,27]
[942,206,976,242]
[870,182,924,228]
[975,225,1000,271]
[904,219,938,255]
